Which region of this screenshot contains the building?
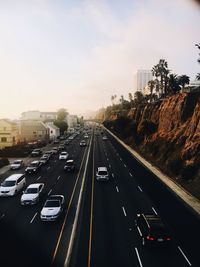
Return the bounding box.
[182,80,200,93]
[136,70,153,93]
[19,120,49,142]
[66,115,78,128]
[21,111,57,121]
[0,119,20,149]
[45,122,60,141]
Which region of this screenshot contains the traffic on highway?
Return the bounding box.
[0,123,200,267]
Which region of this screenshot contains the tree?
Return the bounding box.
[168,74,181,94]
[147,80,155,102]
[152,59,169,97]
[134,91,145,104]
[195,43,200,80]
[57,108,68,121]
[128,93,134,107]
[177,75,190,90]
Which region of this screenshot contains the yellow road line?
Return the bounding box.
[51,146,88,266]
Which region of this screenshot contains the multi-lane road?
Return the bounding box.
[0,124,200,267]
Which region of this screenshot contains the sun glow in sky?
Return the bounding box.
[0,0,199,118]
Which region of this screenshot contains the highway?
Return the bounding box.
[0,124,200,267]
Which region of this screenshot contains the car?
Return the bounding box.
[102,135,108,140]
[25,161,42,174]
[53,140,59,144]
[40,195,65,221]
[0,174,26,196]
[59,151,69,160]
[39,155,49,165]
[43,150,54,158]
[58,144,65,151]
[135,213,172,246]
[96,167,109,181]
[31,148,42,157]
[84,134,89,139]
[10,159,24,170]
[68,136,74,140]
[64,159,75,172]
[80,140,86,147]
[21,183,44,205]
[52,147,59,154]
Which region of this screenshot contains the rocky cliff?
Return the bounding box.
[103,92,200,199]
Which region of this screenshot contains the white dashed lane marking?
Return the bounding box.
[178,246,192,266]
[30,212,38,224]
[37,176,41,181]
[122,206,127,217]
[134,247,143,267]
[152,207,158,215]
[116,186,119,193]
[138,186,143,192]
[129,173,133,177]
[48,189,52,196]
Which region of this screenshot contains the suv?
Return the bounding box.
[0,174,26,196]
[64,159,75,172]
[96,167,109,181]
[25,161,42,174]
[135,213,172,246]
[10,160,24,170]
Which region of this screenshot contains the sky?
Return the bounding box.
[0,0,199,119]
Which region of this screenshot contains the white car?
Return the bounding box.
[96,167,109,181]
[102,135,108,140]
[10,160,24,170]
[21,183,44,205]
[59,151,69,160]
[0,174,26,196]
[40,195,65,221]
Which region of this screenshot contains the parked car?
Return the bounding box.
[0,174,26,196]
[64,159,75,172]
[31,148,42,157]
[40,195,65,221]
[135,213,172,246]
[80,140,86,147]
[21,183,44,205]
[59,151,69,160]
[96,167,109,181]
[25,161,42,174]
[43,151,54,158]
[10,160,24,170]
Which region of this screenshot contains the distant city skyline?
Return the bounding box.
[0,0,199,119]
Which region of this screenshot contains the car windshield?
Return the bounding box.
[44,200,60,207]
[98,171,108,176]
[66,162,73,166]
[2,180,16,187]
[13,160,21,164]
[30,162,38,167]
[61,152,67,155]
[26,188,38,194]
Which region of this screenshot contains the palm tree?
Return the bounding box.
[152,59,169,97]
[196,73,200,80]
[147,80,155,102]
[178,75,190,90]
[128,93,134,107]
[168,74,181,94]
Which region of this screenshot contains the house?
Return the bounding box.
[45,122,60,140]
[21,111,57,121]
[0,119,20,149]
[19,120,49,142]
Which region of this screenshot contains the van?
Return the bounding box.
[0,174,26,196]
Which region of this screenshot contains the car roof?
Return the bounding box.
[60,151,67,154]
[5,174,24,181]
[13,159,23,162]
[27,183,44,189]
[31,161,39,164]
[98,167,107,171]
[66,159,74,163]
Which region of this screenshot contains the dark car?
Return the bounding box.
[25,161,42,174]
[64,159,75,172]
[135,213,172,246]
[31,149,42,157]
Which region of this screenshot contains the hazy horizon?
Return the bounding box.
[0,0,199,119]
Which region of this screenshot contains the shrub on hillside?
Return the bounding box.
[181,164,197,181]
[0,158,9,168]
[167,156,183,176]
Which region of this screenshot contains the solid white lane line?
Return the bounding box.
[30,212,38,224]
[116,186,119,193]
[178,246,192,266]
[152,207,158,215]
[137,226,142,237]
[124,164,127,168]
[134,247,143,267]
[122,206,127,217]
[57,176,61,180]
[138,186,143,192]
[129,172,133,177]
[112,173,114,178]
[37,176,41,181]
[48,189,52,196]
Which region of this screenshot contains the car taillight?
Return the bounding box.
[166,237,171,241]
[147,235,154,241]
